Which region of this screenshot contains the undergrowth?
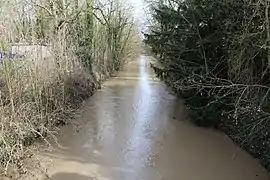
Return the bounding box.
[0,0,140,176]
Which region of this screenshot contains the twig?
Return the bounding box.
[25,0,53,16]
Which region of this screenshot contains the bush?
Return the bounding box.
[145,0,270,170]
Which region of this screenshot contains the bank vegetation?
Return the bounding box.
[0,0,140,176]
[145,0,270,170]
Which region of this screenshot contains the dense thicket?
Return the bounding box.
[0,0,139,175]
[144,0,270,169]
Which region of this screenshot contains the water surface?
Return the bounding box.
[40,55,269,180]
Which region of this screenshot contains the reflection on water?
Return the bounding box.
[40,55,269,180]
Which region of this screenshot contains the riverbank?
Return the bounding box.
[143,0,270,172]
[0,57,136,180]
[0,0,141,176]
[150,60,270,172]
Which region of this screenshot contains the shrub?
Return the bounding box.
[145,0,270,170]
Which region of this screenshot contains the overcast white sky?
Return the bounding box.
[129,0,149,34]
[130,0,144,17]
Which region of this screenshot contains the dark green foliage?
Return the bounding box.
[145,0,270,170]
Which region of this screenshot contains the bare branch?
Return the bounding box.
[24,0,53,16]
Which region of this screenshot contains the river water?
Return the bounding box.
[39,55,269,180]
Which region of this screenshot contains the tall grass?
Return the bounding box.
[0,0,140,175]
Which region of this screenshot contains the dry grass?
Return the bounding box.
[0,47,96,175]
[0,0,140,176]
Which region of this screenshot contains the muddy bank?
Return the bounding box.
[13,55,269,180]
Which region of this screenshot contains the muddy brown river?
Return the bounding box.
[37,55,269,180]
